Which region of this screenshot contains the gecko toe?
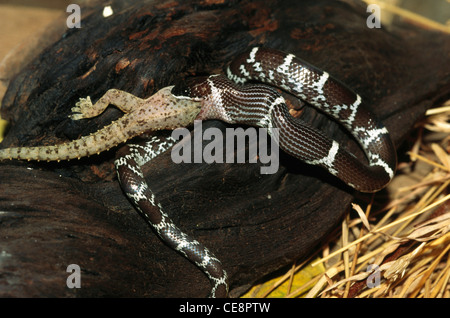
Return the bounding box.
[71,96,94,120]
[69,113,84,120]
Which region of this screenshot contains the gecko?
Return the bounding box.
[0,86,201,162]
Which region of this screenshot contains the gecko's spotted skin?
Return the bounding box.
[0,47,397,297]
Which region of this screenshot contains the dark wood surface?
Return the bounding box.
[0,0,449,297]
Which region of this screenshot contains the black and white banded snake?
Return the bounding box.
[115,47,397,297]
[0,47,397,297]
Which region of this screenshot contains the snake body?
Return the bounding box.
[114,135,228,297]
[0,47,397,297]
[189,47,397,192]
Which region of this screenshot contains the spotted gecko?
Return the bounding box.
[0,87,201,162]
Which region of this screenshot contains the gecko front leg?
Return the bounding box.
[69,89,147,120]
[114,135,228,298]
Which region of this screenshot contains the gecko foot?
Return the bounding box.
[69,96,94,120]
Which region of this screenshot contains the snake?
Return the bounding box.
[0,46,397,297]
[116,47,397,297]
[189,47,397,192]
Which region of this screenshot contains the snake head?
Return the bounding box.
[172,76,212,100]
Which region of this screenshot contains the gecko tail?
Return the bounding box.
[0,143,100,162]
[0,143,96,162]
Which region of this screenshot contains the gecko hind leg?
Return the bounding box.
[69,89,147,120]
